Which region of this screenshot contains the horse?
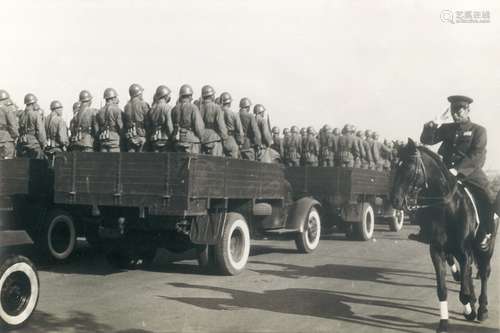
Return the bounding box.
[390,138,497,333]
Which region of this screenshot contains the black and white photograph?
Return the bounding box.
[0,1,499,332]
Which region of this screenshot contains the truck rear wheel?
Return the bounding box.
[215,213,250,276]
[354,203,374,241]
[388,209,405,232]
[295,207,321,253]
[0,255,39,329]
[42,210,77,261]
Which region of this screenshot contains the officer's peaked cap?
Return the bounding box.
[447,95,473,105]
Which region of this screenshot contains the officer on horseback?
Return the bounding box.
[410,95,499,250]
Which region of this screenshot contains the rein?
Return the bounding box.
[403,152,459,211]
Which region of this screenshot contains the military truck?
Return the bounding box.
[0,219,40,329]
[0,153,320,275]
[285,166,404,240]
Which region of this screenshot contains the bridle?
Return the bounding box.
[401,151,458,212]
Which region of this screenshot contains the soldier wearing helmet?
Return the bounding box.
[0,90,19,159]
[123,83,150,152]
[302,126,320,166]
[145,85,173,153]
[253,104,274,163]
[270,126,284,161]
[350,125,366,168]
[17,93,46,158]
[70,90,97,152]
[364,130,376,170]
[95,88,123,152]
[238,97,261,161]
[370,131,391,171]
[171,84,204,154]
[318,124,334,167]
[44,100,69,158]
[220,92,244,159]
[67,101,81,151]
[335,123,359,168]
[283,125,302,166]
[356,130,372,169]
[198,85,227,156]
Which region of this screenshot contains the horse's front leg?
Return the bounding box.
[446,254,460,282]
[457,251,477,321]
[477,255,491,321]
[431,246,449,333]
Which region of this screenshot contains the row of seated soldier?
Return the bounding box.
[0,85,400,170]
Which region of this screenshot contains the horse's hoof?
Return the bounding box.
[464,308,477,321]
[452,270,461,282]
[478,307,488,322]
[436,319,448,332]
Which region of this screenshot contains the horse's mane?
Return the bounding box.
[416,146,457,187]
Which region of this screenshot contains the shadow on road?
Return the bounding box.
[10,310,155,333]
[163,283,498,333]
[249,261,436,288]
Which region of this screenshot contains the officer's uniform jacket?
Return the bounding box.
[239,111,261,151]
[45,111,68,150]
[420,120,489,193]
[18,106,46,149]
[0,104,19,143]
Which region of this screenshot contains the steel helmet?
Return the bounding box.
[24,93,37,105]
[239,97,251,108]
[322,124,331,132]
[73,101,81,111]
[356,130,363,137]
[220,92,232,105]
[201,85,215,98]
[253,104,265,114]
[272,126,280,134]
[103,88,118,100]
[349,124,357,133]
[0,89,9,101]
[307,126,315,134]
[155,85,171,100]
[300,127,306,135]
[50,100,63,110]
[79,90,92,102]
[365,129,372,137]
[372,131,379,139]
[283,128,289,135]
[333,128,341,135]
[129,83,144,98]
[179,84,193,97]
[291,126,299,133]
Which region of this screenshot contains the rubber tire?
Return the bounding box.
[388,209,405,232]
[354,203,375,241]
[42,210,77,261]
[196,245,217,272]
[295,207,321,253]
[215,213,250,276]
[0,255,39,329]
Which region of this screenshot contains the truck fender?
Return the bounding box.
[285,197,321,232]
[0,230,34,248]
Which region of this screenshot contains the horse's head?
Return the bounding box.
[390,138,428,211]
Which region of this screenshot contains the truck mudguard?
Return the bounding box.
[285,197,321,231]
[189,212,226,245]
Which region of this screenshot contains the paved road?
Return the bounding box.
[12,224,500,333]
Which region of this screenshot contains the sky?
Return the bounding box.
[1,0,500,169]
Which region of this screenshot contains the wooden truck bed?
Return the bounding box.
[53,152,285,215]
[285,167,391,205]
[0,159,50,209]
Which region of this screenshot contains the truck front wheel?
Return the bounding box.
[295,207,321,253]
[215,213,250,276]
[0,255,39,329]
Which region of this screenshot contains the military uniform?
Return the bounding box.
[44,110,68,156]
[319,129,334,167]
[239,109,261,161]
[271,133,284,162]
[199,100,227,156]
[71,105,97,152]
[221,105,243,158]
[0,102,18,159]
[95,102,123,152]
[145,99,173,153]
[123,97,149,152]
[18,105,46,158]
[353,134,366,168]
[255,112,273,163]
[336,129,359,168]
[371,136,391,171]
[361,136,373,169]
[284,129,302,167]
[171,100,204,154]
[303,132,320,167]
